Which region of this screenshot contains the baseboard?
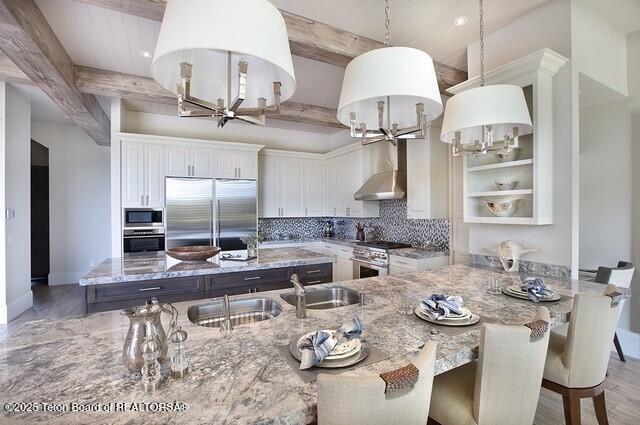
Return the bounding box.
[0,303,7,325]
[48,271,84,286]
[7,291,33,321]
[616,328,640,360]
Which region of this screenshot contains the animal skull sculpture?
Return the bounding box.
[484,240,538,273]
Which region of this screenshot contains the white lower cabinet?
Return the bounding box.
[122,141,165,208]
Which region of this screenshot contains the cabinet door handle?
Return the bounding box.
[243,276,261,281]
[396,260,409,265]
[306,269,322,274]
[145,195,149,206]
[140,195,144,206]
[237,167,241,177]
[139,286,162,292]
[333,208,336,216]
[305,207,308,216]
[307,280,322,285]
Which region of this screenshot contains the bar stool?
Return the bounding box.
[594,261,634,361]
[542,284,626,425]
[317,341,436,425]
[428,307,551,425]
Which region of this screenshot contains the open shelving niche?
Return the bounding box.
[448,48,568,225]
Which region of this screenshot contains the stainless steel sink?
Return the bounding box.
[188,298,283,328]
[280,287,360,310]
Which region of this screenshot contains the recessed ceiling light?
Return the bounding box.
[140,50,152,58]
[454,16,469,26]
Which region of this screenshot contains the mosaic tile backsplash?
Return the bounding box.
[258,199,450,251]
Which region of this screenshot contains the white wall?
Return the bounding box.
[579,97,632,271]
[31,122,111,285]
[626,30,640,339]
[463,0,575,268]
[0,83,32,322]
[467,0,571,78]
[571,0,629,97]
[124,111,351,154]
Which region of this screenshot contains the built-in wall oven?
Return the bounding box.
[123,208,165,253]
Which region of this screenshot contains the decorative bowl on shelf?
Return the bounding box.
[494,148,521,163]
[166,246,221,262]
[494,180,519,191]
[484,199,522,217]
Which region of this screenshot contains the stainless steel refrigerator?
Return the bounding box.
[165,177,257,251]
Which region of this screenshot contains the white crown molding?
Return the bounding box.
[447,48,570,94]
[260,149,325,160]
[114,132,265,152]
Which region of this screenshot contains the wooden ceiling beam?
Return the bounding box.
[72,0,467,94]
[0,0,111,145]
[74,65,345,128]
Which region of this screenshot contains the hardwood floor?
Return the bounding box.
[0,284,86,340]
[1,285,639,424]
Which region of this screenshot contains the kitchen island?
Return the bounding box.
[0,265,602,424]
[80,248,334,313]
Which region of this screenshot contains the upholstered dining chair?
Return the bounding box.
[428,307,551,425]
[594,261,634,362]
[542,284,626,425]
[316,341,436,425]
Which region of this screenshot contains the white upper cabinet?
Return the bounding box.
[122,141,165,208]
[217,150,257,179]
[406,131,449,219]
[165,145,190,177]
[258,155,279,217]
[279,158,304,217]
[190,147,216,177]
[259,152,327,218]
[325,147,378,218]
[325,159,338,217]
[302,159,325,216]
[236,152,257,179]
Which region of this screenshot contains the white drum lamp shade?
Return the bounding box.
[152,0,296,109]
[440,84,532,144]
[337,47,443,128]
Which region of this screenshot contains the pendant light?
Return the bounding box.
[152,0,296,128]
[337,0,443,145]
[440,0,532,156]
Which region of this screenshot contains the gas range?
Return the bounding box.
[352,241,412,268]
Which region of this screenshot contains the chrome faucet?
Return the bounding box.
[221,294,233,333]
[291,274,306,319]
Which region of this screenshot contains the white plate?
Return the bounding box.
[503,286,561,302]
[298,330,362,358]
[418,305,472,321]
[414,307,480,326]
[325,344,361,360]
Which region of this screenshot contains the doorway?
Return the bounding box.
[30,140,50,286]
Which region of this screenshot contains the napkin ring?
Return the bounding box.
[380,363,419,394]
[524,319,549,342]
[606,288,631,307]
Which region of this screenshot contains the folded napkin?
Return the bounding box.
[297,317,364,369]
[520,277,554,303]
[420,294,464,320]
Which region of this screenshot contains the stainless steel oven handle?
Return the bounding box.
[123,235,166,239]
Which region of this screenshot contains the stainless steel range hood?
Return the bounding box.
[354,141,407,201]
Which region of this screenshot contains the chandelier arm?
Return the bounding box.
[236,114,267,126]
[350,128,385,138]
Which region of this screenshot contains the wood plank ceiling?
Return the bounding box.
[0,0,469,144]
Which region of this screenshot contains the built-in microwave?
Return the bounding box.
[123,228,165,253]
[124,208,164,228]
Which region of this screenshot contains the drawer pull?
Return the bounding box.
[396,261,409,265]
[244,276,261,281]
[306,269,322,274]
[307,280,322,284]
[139,287,162,292]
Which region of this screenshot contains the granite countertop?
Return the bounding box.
[261,238,449,260]
[0,265,602,425]
[79,248,334,286]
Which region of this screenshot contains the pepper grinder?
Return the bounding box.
[169,326,189,378]
[140,334,162,392]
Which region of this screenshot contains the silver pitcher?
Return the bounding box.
[121,298,178,372]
